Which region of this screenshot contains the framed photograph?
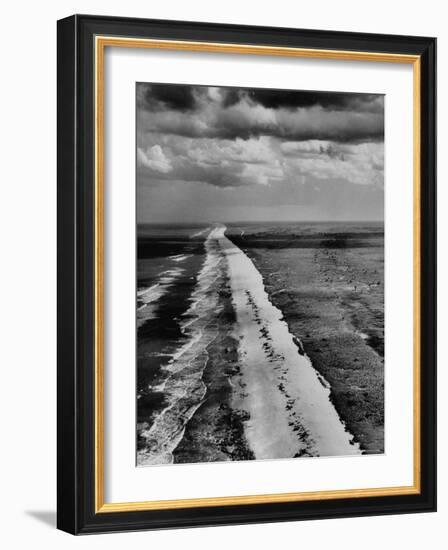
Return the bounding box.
[57,14,436,534]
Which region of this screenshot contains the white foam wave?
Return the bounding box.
[137,227,225,466]
[190,227,211,239]
[137,267,184,327]
[169,254,190,262]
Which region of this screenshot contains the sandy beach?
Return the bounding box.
[138,225,367,465]
[220,227,360,458]
[229,223,384,453]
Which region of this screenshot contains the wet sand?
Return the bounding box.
[173,280,254,463]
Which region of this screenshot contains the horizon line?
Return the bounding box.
[137,219,384,225]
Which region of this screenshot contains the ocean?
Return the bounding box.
[136,222,384,465]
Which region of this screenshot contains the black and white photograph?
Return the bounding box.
[0,0,440,542]
[136,82,385,466]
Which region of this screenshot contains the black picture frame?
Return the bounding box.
[57,14,436,535]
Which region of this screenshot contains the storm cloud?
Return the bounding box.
[136,82,384,222]
[138,83,198,112]
[226,88,383,113]
[138,84,383,145]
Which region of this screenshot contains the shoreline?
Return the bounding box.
[138,223,383,464]
[137,231,223,465]
[174,227,360,463]
[173,277,254,463]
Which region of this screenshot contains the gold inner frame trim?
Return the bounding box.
[94,35,421,514]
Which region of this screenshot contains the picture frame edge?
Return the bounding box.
[57,14,437,535]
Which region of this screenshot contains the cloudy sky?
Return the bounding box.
[136,83,384,223]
